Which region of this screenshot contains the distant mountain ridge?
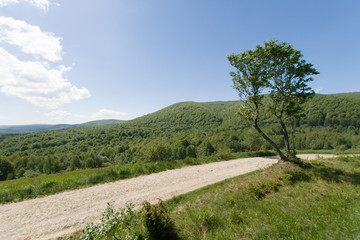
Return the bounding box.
[0,119,125,134]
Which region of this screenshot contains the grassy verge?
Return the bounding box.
[165,155,360,239]
[297,148,359,155]
[0,151,274,204]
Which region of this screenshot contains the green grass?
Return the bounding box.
[297,149,360,155]
[0,151,275,204]
[165,155,360,239]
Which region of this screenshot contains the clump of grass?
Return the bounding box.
[247,180,280,199]
[311,160,325,166]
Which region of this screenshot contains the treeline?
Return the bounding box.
[0,93,359,181]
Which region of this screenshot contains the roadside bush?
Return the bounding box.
[23,169,41,178]
[142,200,178,240]
[248,180,280,200]
[81,202,143,240]
[147,144,172,162]
[80,200,177,240]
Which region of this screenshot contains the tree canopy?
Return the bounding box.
[228,40,319,161]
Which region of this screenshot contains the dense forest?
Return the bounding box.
[0,93,359,181]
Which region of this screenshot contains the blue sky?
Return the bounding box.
[0,0,359,125]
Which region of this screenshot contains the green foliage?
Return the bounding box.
[228,40,319,160]
[142,200,177,240]
[311,160,325,166]
[80,200,178,240]
[80,202,143,240]
[170,156,360,239]
[301,94,360,129]
[331,92,360,100]
[146,143,172,162]
[0,157,14,180]
[0,93,359,183]
[248,180,281,200]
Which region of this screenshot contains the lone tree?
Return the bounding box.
[228,40,319,161]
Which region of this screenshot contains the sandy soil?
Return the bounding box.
[0,154,349,240]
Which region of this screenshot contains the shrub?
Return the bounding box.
[81,202,142,240]
[281,173,294,184]
[311,160,325,166]
[142,200,177,240]
[86,174,103,185]
[23,169,41,178]
[248,180,280,200]
[0,158,14,181]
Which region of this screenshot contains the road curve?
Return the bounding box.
[0,154,346,240]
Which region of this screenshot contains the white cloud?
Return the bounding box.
[0,17,62,62]
[0,0,18,7]
[315,87,323,93]
[45,110,70,119]
[93,109,127,120]
[0,48,91,108]
[0,0,49,10]
[25,0,49,10]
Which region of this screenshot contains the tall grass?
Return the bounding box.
[0,151,275,203]
[167,155,360,239]
[297,148,360,155]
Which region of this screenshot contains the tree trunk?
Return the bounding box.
[290,119,296,158]
[278,117,290,158]
[252,121,288,161]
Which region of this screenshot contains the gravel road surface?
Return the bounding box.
[0,154,346,239]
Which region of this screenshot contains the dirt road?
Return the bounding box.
[0,154,344,240]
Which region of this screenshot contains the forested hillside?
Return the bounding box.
[330,92,360,100]
[0,93,359,180]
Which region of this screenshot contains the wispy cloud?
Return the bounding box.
[26,0,49,10]
[44,109,70,120]
[0,0,50,10]
[0,17,62,62]
[0,0,18,7]
[315,87,323,93]
[93,109,127,120]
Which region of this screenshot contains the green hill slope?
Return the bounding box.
[329,92,360,100]
[78,119,126,128]
[300,94,360,129]
[0,93,359,180]
[125,102,223,131]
